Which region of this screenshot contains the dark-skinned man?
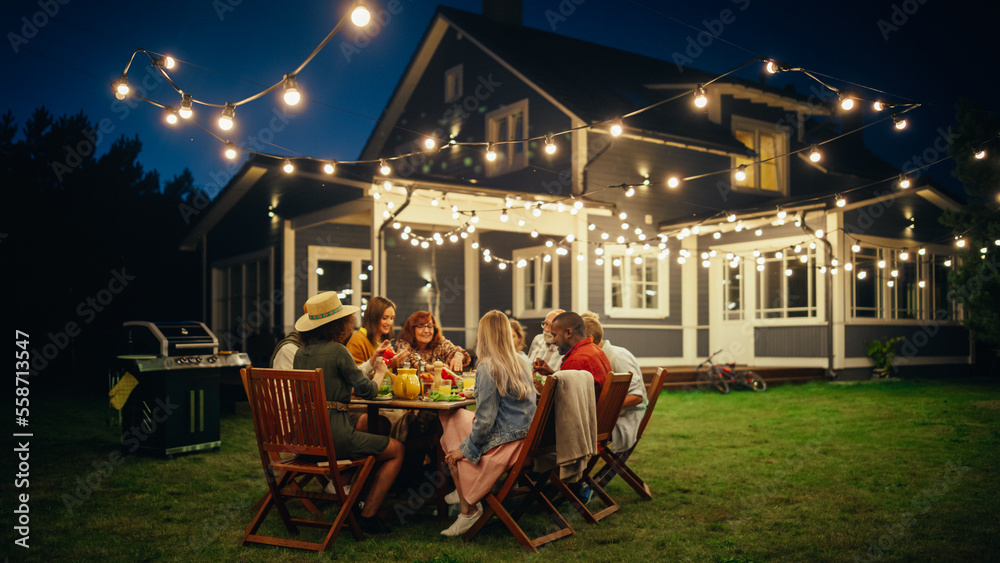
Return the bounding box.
[546,311,611,399]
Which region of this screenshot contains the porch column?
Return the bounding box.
[828,212,845,370]
[464,231,480,350]
[571,213,588,313]
[282,219,295,335]
[682,235,699,364]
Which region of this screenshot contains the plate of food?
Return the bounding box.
[375,395,393,400]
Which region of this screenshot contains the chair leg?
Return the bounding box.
[600,450,651,500]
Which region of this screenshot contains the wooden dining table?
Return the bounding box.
[348,396,476,516]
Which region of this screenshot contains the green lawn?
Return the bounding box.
[4,378,999,562]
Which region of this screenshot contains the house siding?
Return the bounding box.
[755,325,829,357]
[294,222,370,317]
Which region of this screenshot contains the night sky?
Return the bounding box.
[2,0,995,198]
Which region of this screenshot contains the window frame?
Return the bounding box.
[444,64,463,103]
[602,245,670,319]
[307,246,372,319]
[849,244,962,321]
[211,248,274,351]
[754,247,817,319]
[730,115,789,195]
[485,99,529,177]
[512,245,559,319]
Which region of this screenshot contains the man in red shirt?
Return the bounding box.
[548,311,610,397]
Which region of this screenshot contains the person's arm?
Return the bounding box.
[340,347,379,399]
[272,343,297,370]
[458,365,498,464]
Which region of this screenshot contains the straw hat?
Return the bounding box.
[294,292,360,332]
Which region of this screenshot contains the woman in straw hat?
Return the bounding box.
[293,291,403,534]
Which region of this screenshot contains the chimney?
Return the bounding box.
[483,0,522,26]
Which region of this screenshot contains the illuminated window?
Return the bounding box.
[723,262,743,321]
[486,99,528,176]
[732,116,788,194]
[513,245,558,319]
[603,247,669,318]
[756,248,816,318]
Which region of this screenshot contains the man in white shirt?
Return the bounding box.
[581,312,648,453]
[527,308,565,374]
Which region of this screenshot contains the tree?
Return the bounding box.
[3,107,209,391]
[941,100,1000,346]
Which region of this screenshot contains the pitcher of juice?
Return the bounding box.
[462,371,476,390]
[393,368,421,399]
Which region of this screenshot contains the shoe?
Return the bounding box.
[440,502,482,536]
[576,483,593,504]
[352,506,391,534]
[444,489,460,505]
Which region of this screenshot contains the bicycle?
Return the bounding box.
[695,349,767,394]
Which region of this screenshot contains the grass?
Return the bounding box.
[3,378,999,562]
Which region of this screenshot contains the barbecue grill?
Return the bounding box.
[115,321,250,458]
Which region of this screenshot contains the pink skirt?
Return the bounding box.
[439,409,524,505]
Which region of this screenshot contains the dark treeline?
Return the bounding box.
[3,107,207,394]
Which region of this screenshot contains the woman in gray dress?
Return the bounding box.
[293,291,403,534]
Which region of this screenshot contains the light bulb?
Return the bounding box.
[839,94,854,111]
[667,176,680,188]
[735,165,747,182]
[544,135,556,154]
[956,238,966,248]
[323,161,336,175]
[500,209,509,222]
[835,195,846,207]
[115,73,130,96]
[218,103,235,131]
[610,118,623,137]
[179,93,193,119]
[899,175,911,189]
[785,268,793,277]
[351,2,371,26]
[532,206,542,217]
[777,208,787,219]
[282,74,300,105]
[424,137,436,150]
[765,60,784,74]
[878,259,886,268]
[852,243,861,253]
[809,145,821,162]
[714,232,721,240]
[918,248,926,255]
[624,186,635,197]
[900,251,909,261]
[485,143,497,161]
[726,213,737,223]
[873,100,887,111]
[694,85,707,108]
[224,142,237,160]
[164,108,178,125]
[975,149,987,160]
[155,55,176,70]
[379,159,390,175]
[471,212,480,224]
[893,116,907,130]
[282,159,294,174]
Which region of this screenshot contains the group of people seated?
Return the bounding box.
[269,292,648,537]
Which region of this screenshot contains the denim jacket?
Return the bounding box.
[459,356,537,464]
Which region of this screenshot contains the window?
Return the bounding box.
[513,246,557,319]
[849,245,961,321]
[731,116,788,194]
[756,248,816,318]
[723,261,744,320]
[211,249,273,351]
[444,64,463,103]
[485,99,528,176]
[307,247,372,316]
[603,247,669,318]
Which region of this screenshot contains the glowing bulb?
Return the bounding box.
[873,100,887,111]
[918,248,926,255]
[624,186,635,197]
[532,206,542,217]
[835,195,846,207]
[944,259,952,267]
[282,159,294,174]
[878,259,886,268]
[975,149,987,160]
[424,137,436,150]
[899,175,911,189]
[179,93,193,119]
[918,280,926,288]
[714,232,721,240]
[755,229,763,236]
[351,3,371,26]
[164,108,178,125]
[667,176,680,188]
[785,268,793,277]
[859,271,868,280]
[282,75,300,105]
[609,118,623,137]
[485,143,497,161]
[845,262,853,271]
[498,262,507,270]
[544,135,556,154]
[218,103,235,131]
[839,94,854,111]
[735,165,747,182]
[816,229,824,238]
[694,85,708,108]
[500,209,509,222]
[531,230,538,238]
[115,73,130,96]
[379,159,390,175]
[777,208,787,220]
[900,251,909,261]
[893,116,907,130]
[852,243,861,253]
[809,145,821,162]
[956,238,966,248]
[471,212,480,224]
[765,60,784,74]
[224,142,237,160]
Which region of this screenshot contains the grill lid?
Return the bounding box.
[122,321,219,357]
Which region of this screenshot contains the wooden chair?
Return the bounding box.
[240,368,323,518]
[550,371,633,524]
[461,375,575,552]
[241,366,376,552]
[594,367,668,499]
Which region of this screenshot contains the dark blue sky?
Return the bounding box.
[2,0,994,197]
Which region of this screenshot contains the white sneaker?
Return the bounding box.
[324,481,351,496]
[440,503,482,536]
[444,489,460,505]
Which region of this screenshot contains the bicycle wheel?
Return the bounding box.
[711,370,730,394]
[743,370,767,392]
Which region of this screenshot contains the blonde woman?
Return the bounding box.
[438,310,537,536]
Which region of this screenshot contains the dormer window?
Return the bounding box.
[485,99,529,177]
[731,116,789,195]
[444,64,463,103]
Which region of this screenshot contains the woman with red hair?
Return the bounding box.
[396,310,471,373]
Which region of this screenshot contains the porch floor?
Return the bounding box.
[639,366,826,390]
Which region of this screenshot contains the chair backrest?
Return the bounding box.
[243,366,337,460]
[635,368,668,441]
[595,372,633,441]
[495,375,558,497]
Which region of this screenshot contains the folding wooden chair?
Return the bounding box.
[550,371,633,524]
[461,375,575,552]
[240,368,323,518]
[594,367,668,499]
[241,366,376,552]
